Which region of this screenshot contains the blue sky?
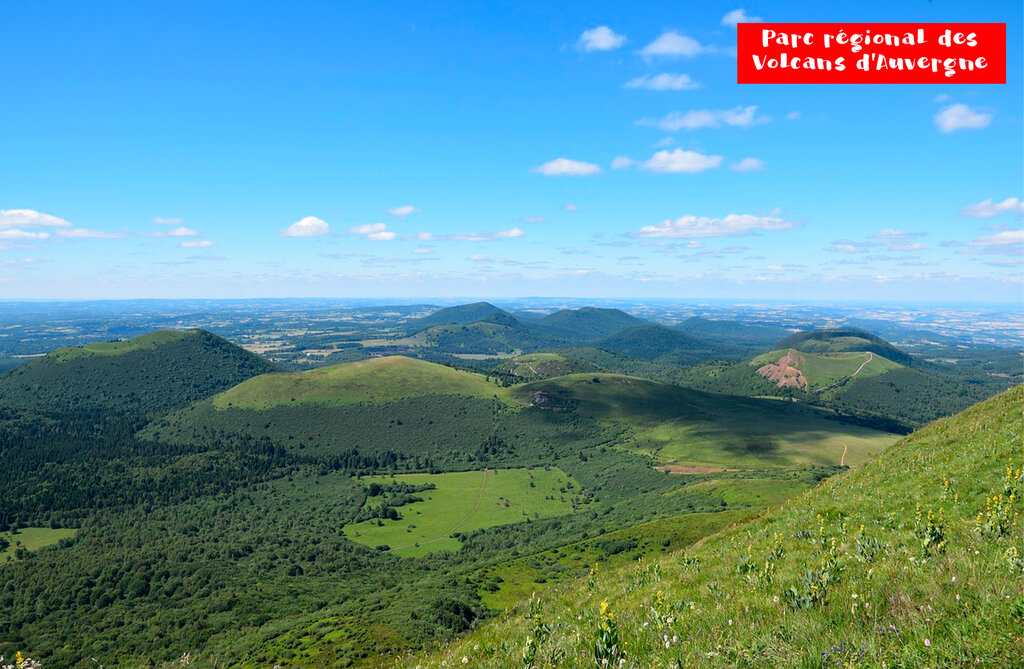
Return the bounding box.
[1,0,1021,301]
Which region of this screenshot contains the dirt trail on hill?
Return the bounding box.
[818,352,873,392]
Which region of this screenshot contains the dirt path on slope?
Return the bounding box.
[818,352,873,392]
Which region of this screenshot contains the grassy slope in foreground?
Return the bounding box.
[213,355,513,409]
[403,385,1023,668]
[517,373,897,469]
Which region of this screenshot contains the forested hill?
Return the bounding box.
[0,329,275,414]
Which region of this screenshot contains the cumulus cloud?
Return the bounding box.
[444,228,525,242]
[153,216,182,225]
[180,240,215,248]
[968,230,1024,247]
[722,8,762,26]
[611,155,636,170]
[959,197,1024,218]
[641,149,723,173]
[825,240,866,254]
[387,205,418,217]
[578,26,626,52]
[639,106,768,131]
[532,158,601,176]
[412,247,433,254]
[730,157,764,172]
[0,209,72,229]
[641,31,705,57]
[350,223,397,241]
[624,73,699,90]
[869,229,925,240]
[281,216,330,237]
[631,213,795,238]
[935,104,992,133]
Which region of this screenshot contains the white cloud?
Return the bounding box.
[786,111,801,121]
[611,155,636,169]
[825,241,866,254]
[0,258,47,266]
[968,230,1024,247]
[959,197,1024,218]
[167,226,198,237]
[416,232,435,241]
[563,203,579,211]
[387,205,418,217]
[722,8,762,26]
[639,106,767,131]
[624,73,699,90]
[55,228,127,239]
[350,223,397,241]
[632,213,795,238]
[0,209,72,229]
[0,229,51,240]
[641,149,723,173]
[870,229,923,240]
[934,94,951,103]
[444,228,525,241]
[153,216,182,225]
[412,247,433,254]
[641,31,704,57]
[577,26,626,52]
[730,157,764,172]
[495,228,525,238]
[524,216,547,223]
[281,216,330,237]
[180,240,215,248]
[532,158,601,176]
[934,104,992,133]
[652,137,675,147]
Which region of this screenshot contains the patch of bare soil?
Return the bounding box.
[756,350,807,390]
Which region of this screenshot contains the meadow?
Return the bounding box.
[0,527,77,562]
[344,468,579,557]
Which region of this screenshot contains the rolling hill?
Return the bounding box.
[491,352,599,382]
[674,316,791,352]
[415,312,563,355]
[404,384,1024,668]
[775,328,914,365]
[534,307,648,341]
[677,329,993,430]
[0,329,275,414]
[405,302,510,331]
[598,324,726,364]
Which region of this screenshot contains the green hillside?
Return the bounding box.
[492,352,599,382]
[675,317,790,351]
[0,329,275,414]
[751,348,904,392]
[598,325,724,364]
[535,307,648,341]
[776,328,914,366]
[403,385,1024,668]
[415,314,561,355]
[516,373,897,469]
[212,355,511,409]
[406,302,510,331]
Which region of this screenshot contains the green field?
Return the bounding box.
[213,356,515,409]
[344,468,579,557]
[494,352,596,382]
[752,348,903,391]
[1,527,77,562]
[517,373,898,469]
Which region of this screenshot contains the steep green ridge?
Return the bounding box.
[0,329,275,414]
[751,348,904,391]
[416,315,561,355]
[212,355,512,409]
[535,307,648,341]
[404,385,1024,668]
[516,373,897,469]
[776,328,914,366]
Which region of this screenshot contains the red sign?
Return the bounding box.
[737,23,1006,84]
